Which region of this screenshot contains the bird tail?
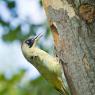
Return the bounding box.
[62,86,70,95]
[56,86,70,95]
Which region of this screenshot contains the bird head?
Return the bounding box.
[21,32,43,57]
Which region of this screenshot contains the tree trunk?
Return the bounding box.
[42,0,95,95]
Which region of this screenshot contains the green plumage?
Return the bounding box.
[21,37,69,95]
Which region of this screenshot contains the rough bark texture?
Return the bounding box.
[42,0,95,95]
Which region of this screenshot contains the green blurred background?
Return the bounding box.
[0,0,60,95]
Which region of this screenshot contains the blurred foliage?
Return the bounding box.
[39,0,43,6]
[0,69,60,95]
[0,0,60,95]
[0,0,51,43]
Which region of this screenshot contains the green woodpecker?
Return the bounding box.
[21,33,69,95]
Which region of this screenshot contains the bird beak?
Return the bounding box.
[34,32,44,40]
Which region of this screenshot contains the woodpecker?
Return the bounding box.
[21,33,69,95]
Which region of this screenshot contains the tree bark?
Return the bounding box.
[42,0,95,95]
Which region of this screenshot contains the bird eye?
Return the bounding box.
[25,38,34,48]
[26,40,29,44]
